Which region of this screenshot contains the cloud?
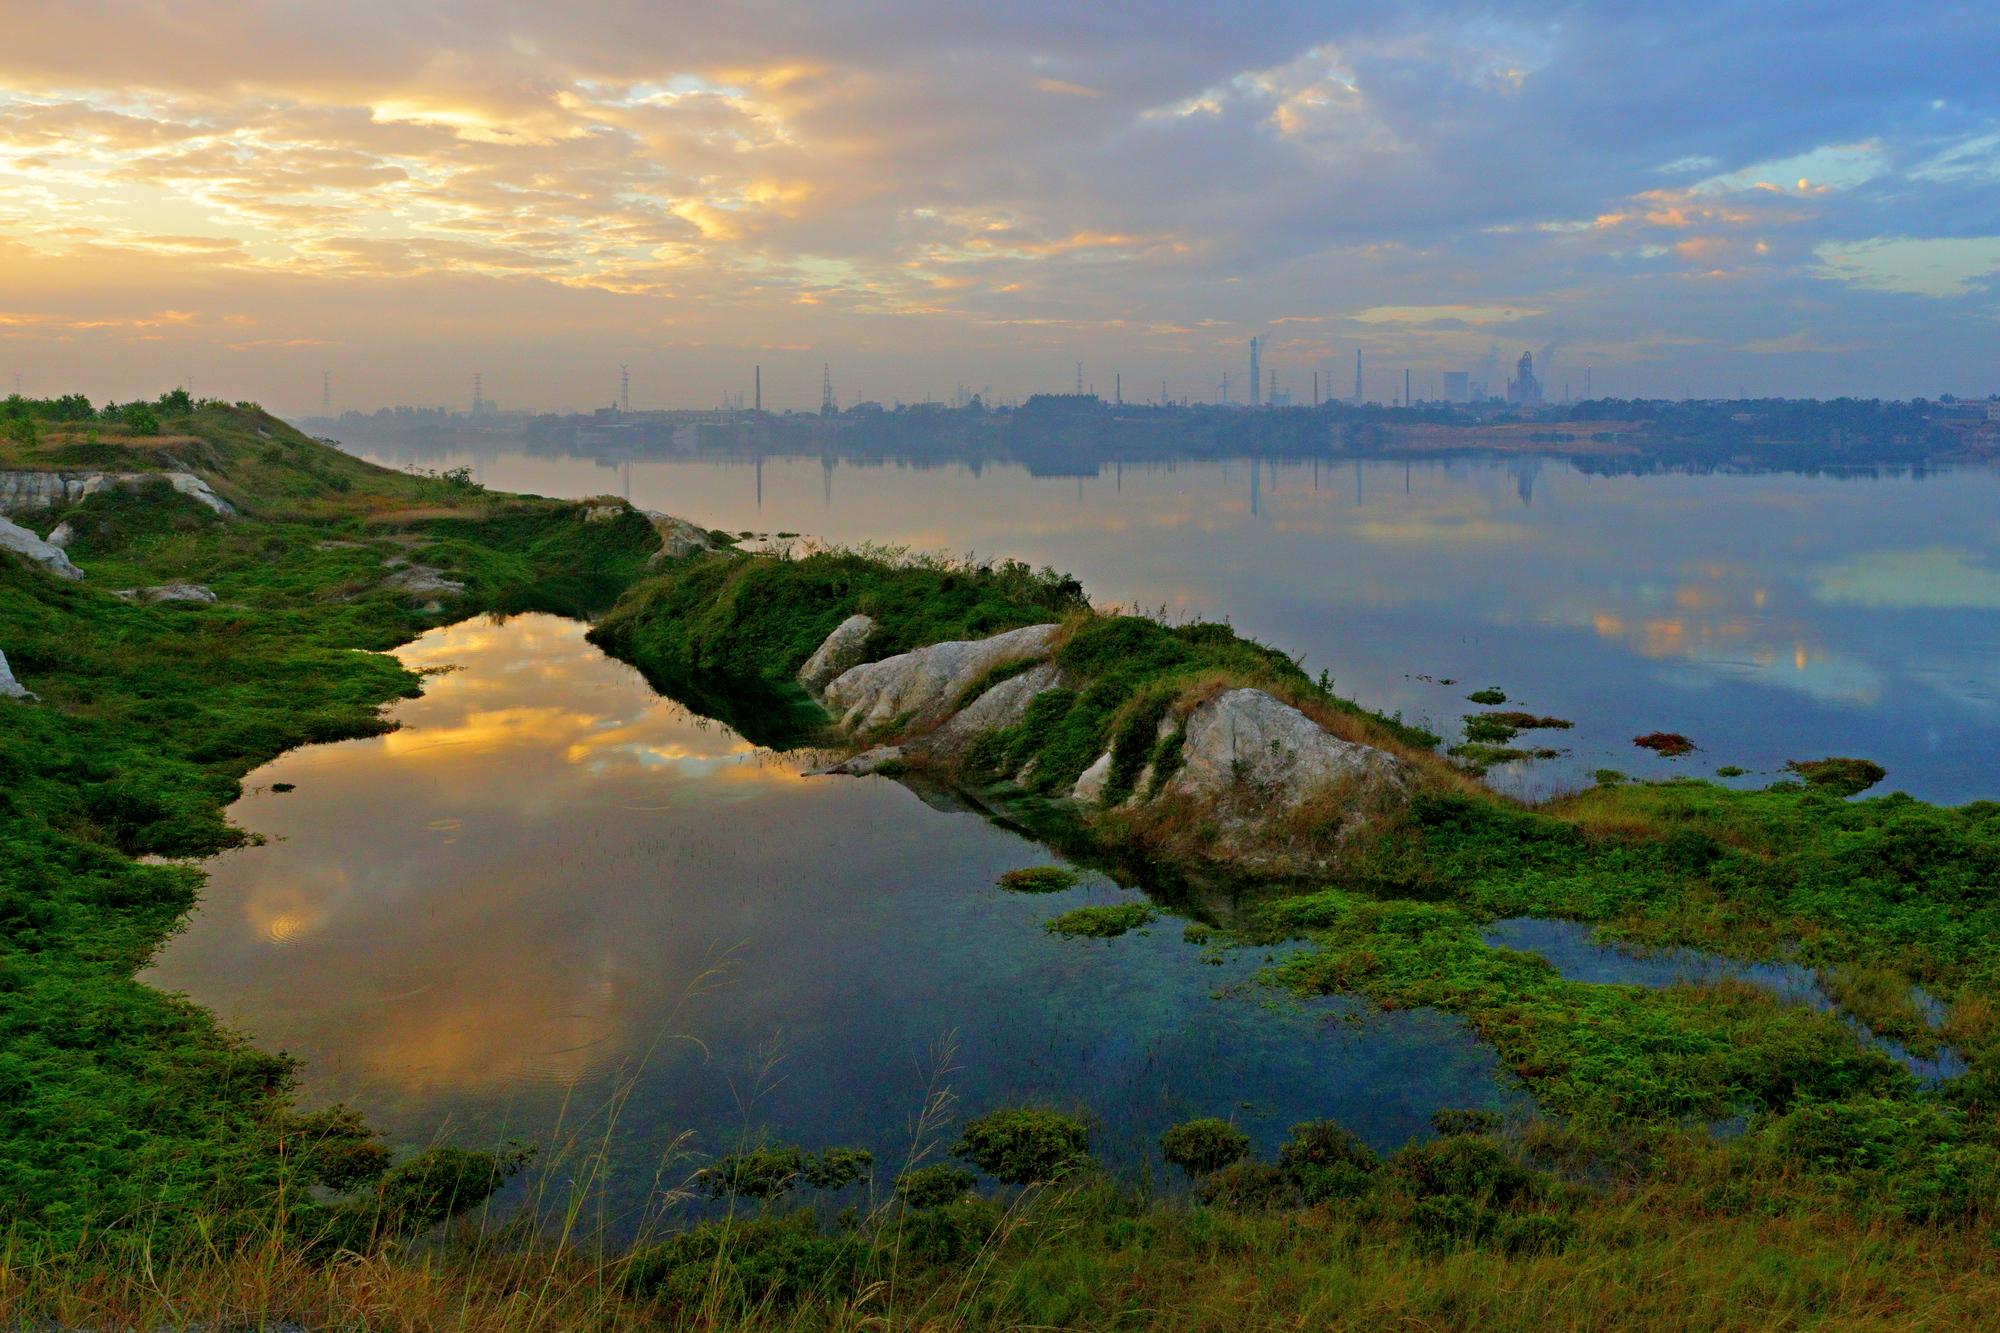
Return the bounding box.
[0,1,1993,409]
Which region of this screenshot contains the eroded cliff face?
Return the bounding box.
[796,619,1412,877]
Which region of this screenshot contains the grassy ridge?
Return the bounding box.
[0,401,660,1257]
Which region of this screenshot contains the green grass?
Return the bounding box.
[0,403,661,1259]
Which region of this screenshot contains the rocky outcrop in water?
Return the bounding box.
[798,614,876,694]
[0,516,84,580]
[798,615,1414,877]
[0,650,32,701]
[0,470,234,517]
[821,623,1062,732]
[1165,687,1409,811]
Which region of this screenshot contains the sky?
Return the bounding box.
[1,0,1997,414]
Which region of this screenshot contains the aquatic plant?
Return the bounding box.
[1785,757,1888,796]
[1467,687,1508,705]
[996,865,1079,893]
[1633,731,1696,756]
[1043,902,1157,938]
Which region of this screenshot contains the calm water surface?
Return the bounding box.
[146,614,1518,1222]
[147,442,2000,1222]
[351,442,2000,801]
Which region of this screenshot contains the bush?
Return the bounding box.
[954,1108,1090,1184]
[624,1212,867,1311]
[997,865,1079,894]
[698,1144,873,1200]
[1159,1118,1251,1178]
[1277,1120,1378,1203]
[121,403,161,435]
[1390,1135,1541,1207]
[895,1163,977,1209]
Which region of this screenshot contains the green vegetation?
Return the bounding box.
[995,865,1078,893]
[953,1108,1091,1184]
[1157,1117,1250,1177]
[0,399,661,1262]
[1633,731,1696,756]
[1042,901,1157,938]
[1466,686,1508,705]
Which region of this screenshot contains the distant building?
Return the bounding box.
[1507,351,1543,407]
[1443,371,1470,403]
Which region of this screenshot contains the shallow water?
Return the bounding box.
[348,440,2000,803]
[1482,916,1967,1082]
[145,614,1521,1226]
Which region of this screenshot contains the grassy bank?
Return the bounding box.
[1,396,660,1259]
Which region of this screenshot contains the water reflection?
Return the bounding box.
[342,441,2000,802]
[147,614,1521,1227]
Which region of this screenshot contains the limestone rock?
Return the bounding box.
[823,623,1061,733]
[0,516,83,580]
[582,500,626,523]
[1072,752,1113,805]
[1164,688,1408,814]
[0,650,33,701]
[911,660,1063,765]
[45,522,74,549]
[113,583,217,604]
[639,510,714,565]
[162,473,235,515]
[798,614,877,695]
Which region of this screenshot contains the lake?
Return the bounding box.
[145,440,2000,1228]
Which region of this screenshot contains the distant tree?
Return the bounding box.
[122,403,161,436]
[156,387,194,415]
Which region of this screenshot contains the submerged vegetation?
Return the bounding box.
[7,397,2000,1326]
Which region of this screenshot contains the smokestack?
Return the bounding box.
[754,365,761,413]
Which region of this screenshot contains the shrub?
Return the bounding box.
[699,1144,873,1200]
[954,1108,1090,1184]
[895,1163,977,1209]
[1390,1135,1540,1207]
[624,1212,867,1311]
[1043,902,1155,938]
[1430,1107,1502,1137]
[1276,1120,1378,1203]
[1159,1118,1251,1177]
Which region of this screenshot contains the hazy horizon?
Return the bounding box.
[3,2,1997,414]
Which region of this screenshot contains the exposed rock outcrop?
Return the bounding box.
[0,470,234,517]
[910,660,1064,764]
[1165,688,1409,813]
[798,614,877,694]
[383,561,467,610]
[0,516,83,580]
[822,623,1061,732]
[0,650,32,701]
[113,583,217,604]
[1072,752,1113,804]
[640,511,715,565]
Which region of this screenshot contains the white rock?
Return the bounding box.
[823,623,1062,732]
[912,660,1063,765]
[1072,752,1113,804]
[0,649,33,701]
[639,510,714,564]
[113,583,217,604]
[0,516,83,580]
[45,522,74,549]
[798,614,877,695]
[163,473,235,515]
[1164,688,1408,814]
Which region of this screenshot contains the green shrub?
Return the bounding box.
[954,1108,1090,1184]
[895,1163,977,1209]
[1159,1118,1251,1178]
[996,865,1079,894]
[1277,1120,1379,1203]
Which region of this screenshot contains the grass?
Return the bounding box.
[0,400,662,1260]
